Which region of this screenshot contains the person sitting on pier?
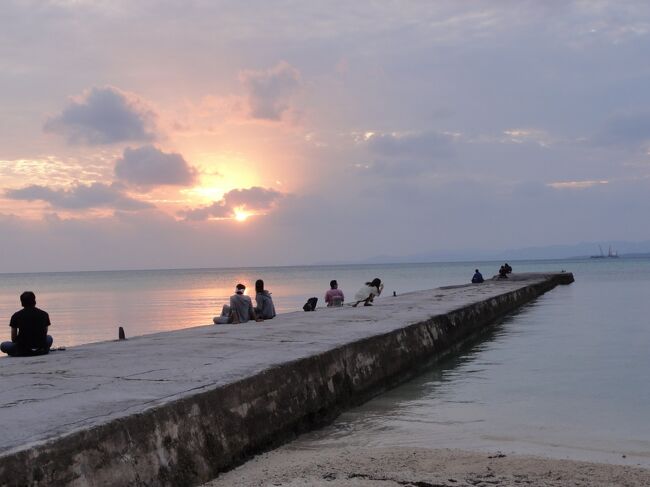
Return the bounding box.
[352,278,384,307]
[1,291,54,357]
[325,280,345,307]
[504,263,513,274]
[213,284,261,324]
[254,279,276,320]
[471,269,484,283]
[498,265,508,279]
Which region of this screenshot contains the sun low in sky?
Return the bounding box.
[233,208,251,222]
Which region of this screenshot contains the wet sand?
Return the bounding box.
[204,446,650,486]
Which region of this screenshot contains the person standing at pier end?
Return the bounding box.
[1,291,54,357]
[325,280,345,307]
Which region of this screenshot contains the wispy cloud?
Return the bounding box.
[5,182,152,211]
[502,128,553,147]
[0,154,115,186]
[548,180,609,190]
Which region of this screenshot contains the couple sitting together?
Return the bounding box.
[214,279,276,324]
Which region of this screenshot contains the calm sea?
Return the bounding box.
[0,259,556,347]
[1,258,649,466]
[291,257,650,467]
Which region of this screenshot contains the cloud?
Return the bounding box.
[5,182,152,211]
[181,186,285,221]
[114,145,197,189]
[223,186,284,209]
[365,131,454,159]
[44,86,158,145]
[360,131,455,176]
[501,128,553,147]
[597,112,650,147]
[548,179,609,190]
[239,61,301,120]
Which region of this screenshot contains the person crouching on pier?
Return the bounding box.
[1,291,54,357]
[254,279,276,320]
[214,284,261,324]
[325,280,344,307]
[352,278,384,307]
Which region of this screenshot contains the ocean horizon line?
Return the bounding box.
[0,255,600,277]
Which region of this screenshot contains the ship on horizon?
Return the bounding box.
[591,245,619,259]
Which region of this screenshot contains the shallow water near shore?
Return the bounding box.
[289,258,650,468]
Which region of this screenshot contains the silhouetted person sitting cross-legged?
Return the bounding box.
[471,269,484,283]
[1,291,54,357]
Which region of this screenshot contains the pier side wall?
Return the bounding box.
[0,273,573,487]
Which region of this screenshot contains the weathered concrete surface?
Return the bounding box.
[0,272,573,486]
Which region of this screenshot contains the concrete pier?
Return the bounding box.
[0,272,573,486]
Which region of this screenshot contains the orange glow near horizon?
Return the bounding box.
[182,186,225,203]
[0,132,300,221]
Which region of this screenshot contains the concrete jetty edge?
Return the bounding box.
[0,272,574,486]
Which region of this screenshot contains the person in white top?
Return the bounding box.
[352,278,384,307]
[214,284,261,324]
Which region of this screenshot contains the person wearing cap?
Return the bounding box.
[325,280,345,307]
[213,284,261,324]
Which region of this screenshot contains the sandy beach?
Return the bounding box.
[204,446,650,486]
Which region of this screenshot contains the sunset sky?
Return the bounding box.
[2,1,650,272]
